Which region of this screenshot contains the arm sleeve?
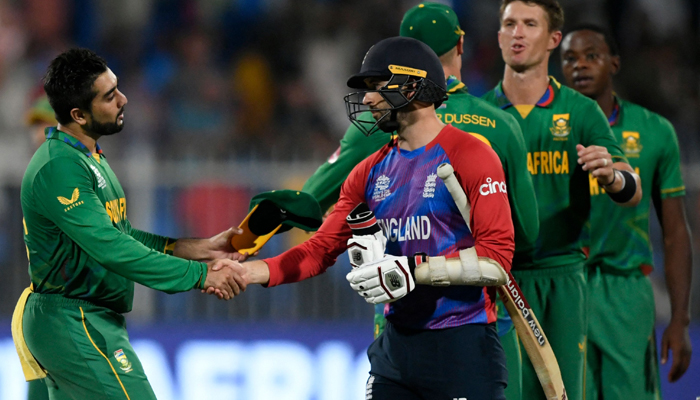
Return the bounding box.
[501,117,539,267]
[123,220,177,254]
[266,157,373,286]
[450,140,515,272]
[302,116,391,211]
[579,100,627,162]
[35,158,206,293]
[655,118,686,199]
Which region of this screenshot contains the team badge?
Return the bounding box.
[327,146,341,164]
[372,174,391,202]
[422,173,437,198]
[550,113,571,140]
[621,131,642,157]
[114,349,133,373]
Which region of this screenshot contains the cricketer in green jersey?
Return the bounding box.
[481,1,642,399]
[561,26,693,399]
[302,4,539,398]
[14,48,249,400]
[23,96,56,400]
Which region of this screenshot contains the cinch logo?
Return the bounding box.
[479,178,507,196]
[57,188,84,212]
[106,198,126,224]
[527,151,569,175]
[378,216,431,242]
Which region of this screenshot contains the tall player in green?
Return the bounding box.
[14,48,248,400]
[303,7,538,396]
[561,26,693,399]
[481,1,642,399]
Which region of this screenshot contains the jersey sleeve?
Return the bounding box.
[123,220,176,254]
[302,116,391,212]
[655,117,686,199]
[34,157,206,293]
[266,156,374,286]
[500,116,539,268]
[448,137,515,272]
[578,100,627,162]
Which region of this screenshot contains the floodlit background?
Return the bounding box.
[0,0,699,398]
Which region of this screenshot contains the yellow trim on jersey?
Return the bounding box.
[661,186,685,194]
[93,153,101,163]
[582,334,587,400]
[468,132,492,147]
[80,307,131,400]
[447,82,465,93]
[550,76,562,89]
[514,105,535,119]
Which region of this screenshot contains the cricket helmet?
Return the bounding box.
[344,36,447,136]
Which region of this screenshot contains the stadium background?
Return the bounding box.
[0,0,698,398]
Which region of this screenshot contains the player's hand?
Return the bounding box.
[347,231,387,268]
[661,319,692,382]
[576,144,614,185]
[203,259,248,300]
[346,255,415,304]
[207,227,254,261]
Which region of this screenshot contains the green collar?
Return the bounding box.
[45,127,104,159]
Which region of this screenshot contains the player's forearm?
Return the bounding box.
[172,238,213,261]
[604,162,642,207]
[661,199,693,325]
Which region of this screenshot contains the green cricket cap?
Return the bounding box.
[400,2,465,57]
[26,96,57,126]
[248,190,323,233]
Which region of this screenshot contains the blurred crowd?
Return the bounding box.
[0,0,699,321]
[0,0,697,161]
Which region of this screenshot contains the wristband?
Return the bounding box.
[606,169,636,203]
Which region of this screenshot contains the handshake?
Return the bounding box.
[201,259,249,300]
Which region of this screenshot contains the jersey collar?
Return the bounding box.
[608,96,621,126]
[493,76,561,109]
[445,75,467,95]
[45,127,104,159]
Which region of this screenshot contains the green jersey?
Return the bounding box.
[303,76,539,268]
[586,97,685,272]
[21,128,207,314]
[482,77,626,269]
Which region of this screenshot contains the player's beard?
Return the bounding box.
[87,109,124,136]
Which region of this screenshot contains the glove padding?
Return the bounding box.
[347,232,387,268]
[346,255,415,304]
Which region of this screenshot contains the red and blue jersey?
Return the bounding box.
[265,125,514,330]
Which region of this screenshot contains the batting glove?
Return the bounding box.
[347,232,387,268]
[346,254,421,304]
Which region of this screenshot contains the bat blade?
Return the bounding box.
[436,162,567,400]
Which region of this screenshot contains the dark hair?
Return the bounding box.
[565,24,619,56]
[43,48,108,125]
[500,0,565,32]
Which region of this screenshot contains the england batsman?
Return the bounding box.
[481,1,642,399]
[302,7,538,396]
[13,48,248,400]
[561,25,693,398]
[237,36,515,399]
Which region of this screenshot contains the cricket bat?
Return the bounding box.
[436,163,567,400]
